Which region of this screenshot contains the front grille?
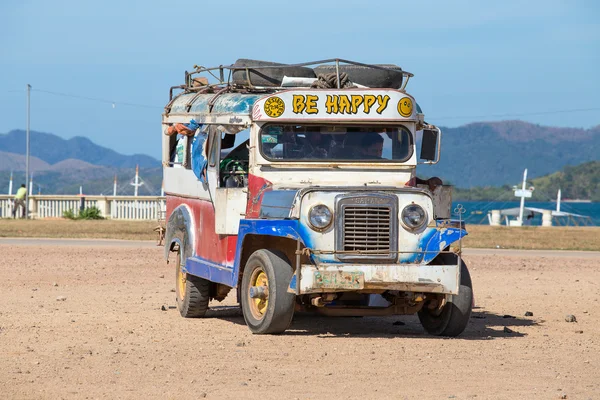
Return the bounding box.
[335,194,398,262]
[343,206,391,252]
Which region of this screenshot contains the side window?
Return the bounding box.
[392,126,413,160]
[219,128,250,188]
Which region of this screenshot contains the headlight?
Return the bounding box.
[308,204,333,230]
[401,204,427,230]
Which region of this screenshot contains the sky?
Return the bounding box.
[1,0,599,159]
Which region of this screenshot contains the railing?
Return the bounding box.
[0,195,166,221]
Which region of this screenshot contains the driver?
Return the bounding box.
[299,132,329,159]
[356,133,384,159]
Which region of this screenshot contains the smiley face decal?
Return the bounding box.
[397,97,413,117]
[263,97,285,118]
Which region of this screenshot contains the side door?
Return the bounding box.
[206,127,249,235]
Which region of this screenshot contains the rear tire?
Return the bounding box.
[174,238,210,318]
[241,249,295,334]
[418,258,473,337]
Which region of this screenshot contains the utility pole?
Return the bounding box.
[25,84,31,219]
[113,175,117,196]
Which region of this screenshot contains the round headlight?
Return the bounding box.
[401,204,427,230]
[308,204,333,230]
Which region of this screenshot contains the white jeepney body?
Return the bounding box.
[162,59,471,335]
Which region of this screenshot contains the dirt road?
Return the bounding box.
[1,242,599,399]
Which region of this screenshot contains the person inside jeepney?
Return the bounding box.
[166,122,197,167]
[167,121,238,167]
[298,131,329,159]
[357,133,384,159]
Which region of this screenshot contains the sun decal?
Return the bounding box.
[263,97,285,118]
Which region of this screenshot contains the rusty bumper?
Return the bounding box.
[290,261,460,295]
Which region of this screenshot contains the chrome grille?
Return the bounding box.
[335,193,398,262]
[343,206,391,252]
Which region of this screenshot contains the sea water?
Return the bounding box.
[451,201,600,226]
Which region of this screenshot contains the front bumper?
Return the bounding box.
[290,261,460,295]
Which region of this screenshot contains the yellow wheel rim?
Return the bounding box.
[176,250,187,299]
[249,268,269,320]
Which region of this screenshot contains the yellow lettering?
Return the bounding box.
[350,95,364,114]
[363,95,376,113]
[376,95,390,114]
[305,95,319,114]
[325,95,338,114]
[293,95,306,114]
[339,95,351,114]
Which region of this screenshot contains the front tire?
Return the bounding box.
[418,258,473,337]
[241,249,295,334]
[174,240,210,318]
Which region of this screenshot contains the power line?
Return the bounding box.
[33,88,162,109]
[6,88,162,109]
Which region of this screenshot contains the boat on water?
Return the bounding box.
[487,169,592,227]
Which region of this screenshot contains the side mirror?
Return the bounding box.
[419,127,441,164]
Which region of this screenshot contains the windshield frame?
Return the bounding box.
[257,123,415,165]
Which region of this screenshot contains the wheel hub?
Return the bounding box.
[248,269,269,319]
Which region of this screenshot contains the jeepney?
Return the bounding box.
[162,59,472,336]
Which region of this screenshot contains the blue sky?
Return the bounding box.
[1,0,598,158]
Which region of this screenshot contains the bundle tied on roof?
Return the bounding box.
[311,72,356,89]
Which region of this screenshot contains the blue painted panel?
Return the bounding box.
[169,93,263,116]
[421,226,468,264]
[231,219,309,288]
[185,256,235,287]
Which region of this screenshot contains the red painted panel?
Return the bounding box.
[246,174,272,218]
[167,195,237,266]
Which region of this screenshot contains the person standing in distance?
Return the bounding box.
[13,184,27,218]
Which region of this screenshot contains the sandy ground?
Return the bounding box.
[1,242,599,400]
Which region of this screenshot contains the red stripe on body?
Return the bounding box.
[167,196,237,266]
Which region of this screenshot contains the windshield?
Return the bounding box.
[260,124,413,162]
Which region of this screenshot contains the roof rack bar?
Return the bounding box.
[189,59,414,78]
[168,58,417,105]
[335,59,341,89]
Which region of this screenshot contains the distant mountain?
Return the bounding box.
[0,130,162,195]
[454,161,600,202]
[0,150,50,171]
[0,130,159,169]
[419,121,600,188]
[531,161,600,202]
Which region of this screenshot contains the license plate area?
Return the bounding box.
[314,271,364,290]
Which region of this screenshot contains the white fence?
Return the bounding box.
[0,195,166,221]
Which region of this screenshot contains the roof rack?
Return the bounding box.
[168,59,414,101]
